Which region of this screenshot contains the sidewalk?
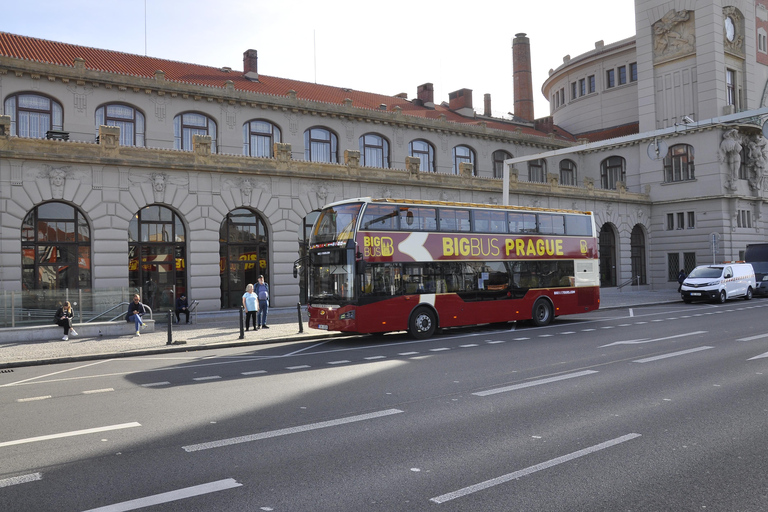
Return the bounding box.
[0,287,682,369]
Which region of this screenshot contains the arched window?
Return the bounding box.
[492,150,512,178]
[663,144,694,182]
[243,119,281,157]
[528,159,547,183]
[95,103,145,146]
[174,112,217,152]
[630,225,647,285]
[22,202,91,291]
[304,127,338,163]
[600,156,625,190]
[559,159,577,186]
[409,139,435,173]
[4,93,63,138]
[128,205,187,311]
[359,133,390,168]
[452,145,476,175]
[219,208,269,309]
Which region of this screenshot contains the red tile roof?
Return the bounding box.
[576,122,640,142]
[0,31,573,141]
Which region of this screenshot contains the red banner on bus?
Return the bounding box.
[358,231,597,262]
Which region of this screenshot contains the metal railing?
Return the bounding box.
[617,275,641,291]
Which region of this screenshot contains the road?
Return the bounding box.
[2,299,768,511]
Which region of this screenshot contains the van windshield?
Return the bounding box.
[687,267,723,279]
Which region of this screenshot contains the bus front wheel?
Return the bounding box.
[531,298,554,327]
[409,307,437,339]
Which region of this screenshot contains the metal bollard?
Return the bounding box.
[239,306,245,339]
[297,302,304,333]
[166,310,173,345]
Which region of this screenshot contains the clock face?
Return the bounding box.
[725,16,735,42]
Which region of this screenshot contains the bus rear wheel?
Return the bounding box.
[531,298,554,327]
[409,307,437,339]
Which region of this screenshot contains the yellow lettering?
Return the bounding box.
[545,239,555,256]
[557,239,564,255]
[459,238,470,256]
[443,237,454,256]
[517,239,525,255]
[505,239,515,256]
[536,239,545,256]
[381,237,394,257]
[526,239,536,256]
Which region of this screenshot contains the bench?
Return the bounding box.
[0,319,156,344]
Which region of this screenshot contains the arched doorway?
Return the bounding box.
[630,225,647,285]
[219,208,269,309]
[128,205,187,311]
[599,224,617,287]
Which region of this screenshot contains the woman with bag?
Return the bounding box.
[55,301,78,341]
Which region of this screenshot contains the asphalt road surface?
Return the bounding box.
[2,298,768,511]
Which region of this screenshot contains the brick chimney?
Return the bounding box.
[449,88,474,117]
[484,93,492,117]
[417,83,435,108]
[513,33,534,121]
[243,49,258,81]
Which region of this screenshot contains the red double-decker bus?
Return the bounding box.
[306,198,600,339]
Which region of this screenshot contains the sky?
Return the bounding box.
[1,0,637,119]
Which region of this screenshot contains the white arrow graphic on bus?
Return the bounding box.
[398,232,432,261]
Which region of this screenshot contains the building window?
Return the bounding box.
[687,211,695,228]
[243,119,281,158]
[618,66,627,85]
[95,104,144,146]
[21,201,91,292]
[174,112,217,152]
[571,82,578,100]
[409,139,435,172]
[739,146,748,179]
[559,159,577,186]
[667,213,675,231]
[726,69,737,106]
[452,145,475,175]
[668,253,680,281]
[676,212,685,229]
[492,150,513,178]
[759,29,768,54]
[606,69,615,89]
[579,78,586,96]
[663,144,695,182]
[630,62,638,82]
[359,133,390,168]
[630,225,647,285]
[559,87,565,105]
[528,159,546,183]
[304,127,338,163]
[4,93,63,138]
[737,210,752,228]
[588,75,596,94]
[683,252,696,274]
[219,208,269,309]
[600,156,625,189]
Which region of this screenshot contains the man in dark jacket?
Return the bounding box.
[677,269,687,293]
[175,294,190,324]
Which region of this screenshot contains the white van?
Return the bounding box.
[681,263,756,303]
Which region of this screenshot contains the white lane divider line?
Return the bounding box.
[0,422,141,448]
[748,352,768,360]
[192,376,221,381]
[399,352,419,356]
[460,344,479,348]
[430,348,450,352]
[633,346,713,363]
[182,409,403,453]
[286,365,311,370]
[241,370,267,375]
[430,433,641,504]
[81,478,242,512]
[141,382,171,387]
[473,370,598,397]
[83,388,115,394]
[738,333,768,342]
[364,356,387,360]
[0,472,42,488]
[600,331,707,347]
[16,395,52,402]
[328,360,351,365]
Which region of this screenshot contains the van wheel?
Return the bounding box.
[409,307,436,339]
[745,287,753,300]
[531,298,554,327]
[718,290,727,303]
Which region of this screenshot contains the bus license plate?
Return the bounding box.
[318,324,328,330]
[691,292,701,296]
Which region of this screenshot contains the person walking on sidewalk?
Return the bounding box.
[677,269,687,293]
[126,294,148,336]
[55,301,78,341]
[242,283,259,331]
[255,275,270,329]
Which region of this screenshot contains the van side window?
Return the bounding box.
[724,267,732,278]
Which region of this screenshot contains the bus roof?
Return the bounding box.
[321,197,593,216]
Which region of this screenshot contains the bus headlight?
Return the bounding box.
[339,310,355,320]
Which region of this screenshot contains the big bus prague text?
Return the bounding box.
[305,198,600,339]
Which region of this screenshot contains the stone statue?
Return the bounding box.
[719,128,742,189]
[746,133,768,191]
[653,10,696,62]
[49,167,67,199]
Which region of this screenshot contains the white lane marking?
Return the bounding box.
[192,376,221,381]
[183,409,404,452]
[430,348,450,352]
[0,472,42,488]
[283,340,333,357]
[460,344,479,348]
[560,331,576,335]
[748,352,768,361]
[600,331,706,347]
[286,365,310,370]
[0,359,112,387]
[81,478,242,512]
[364,356,386,360]
[633,346,713,363]
[486,340,505,344]
[0,422,141,448]
[83,388,114,394]
[141,382,171,387]
[399,352,419,356]
[738,333,768,342]
[473,370,598,397]
[17,396,52,402]
[513,337,530,340]
[629,308,634,317]
[430,434,642,504]
[328,360,351,365]
[241,370,267,375]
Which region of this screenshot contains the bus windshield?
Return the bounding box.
[309,249,354,303]
[310,203,363,245]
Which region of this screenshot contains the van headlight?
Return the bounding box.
[705,281,720,286]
